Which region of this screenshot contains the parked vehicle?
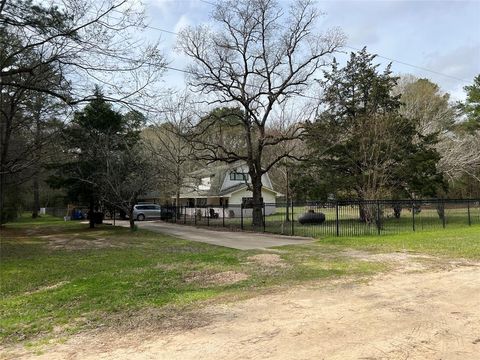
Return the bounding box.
[132,204,174,221]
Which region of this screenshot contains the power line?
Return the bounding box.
[145,5,472,85]
[344,45,471,84]
[146,24,178,35]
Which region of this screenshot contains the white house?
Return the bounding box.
[176,162,282,217]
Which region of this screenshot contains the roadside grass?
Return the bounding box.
[318,225,480,260]
[0,215,383,345]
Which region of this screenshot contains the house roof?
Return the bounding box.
[177,161,282,199]
[187,161,245,179]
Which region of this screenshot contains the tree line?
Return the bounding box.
[1,0,478,229]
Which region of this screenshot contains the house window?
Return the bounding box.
[230,172,247,181]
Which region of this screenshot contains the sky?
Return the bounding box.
[143,0,480,101]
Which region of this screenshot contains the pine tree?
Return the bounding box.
[297,48,444,207]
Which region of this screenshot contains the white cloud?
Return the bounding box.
[425,46,480,82]
[149,0,172,15]
[174,14,191,34]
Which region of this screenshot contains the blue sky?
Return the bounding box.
[144,0,480,100]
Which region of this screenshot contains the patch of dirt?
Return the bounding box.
[346,248,430,259]
[42,235,124,251]
[341,249,480,273]
[184,271,249,286]
[109,306,216,333]
[3,251,480,360]
[153,263,177,271]
[4,263,480,360]
[246,254,288,268]
[25,281,70,295]
[341,249,438,271]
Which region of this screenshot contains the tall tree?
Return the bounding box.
[0,39,64,222]
[299,48,444,207]
[438,74,480,190]
[396,76,455,136]
[50,90,139,228]
[457,74,480,133]
[96,128,155,230]
[178,0,344,228]
[144,93,198,210]
[1,0,166,222]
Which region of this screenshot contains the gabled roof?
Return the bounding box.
[187,160,245,179]
[178,161,281,198]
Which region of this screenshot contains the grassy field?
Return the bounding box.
[1,215,479,347]
[0,215,382,345]
[319,225,480,260]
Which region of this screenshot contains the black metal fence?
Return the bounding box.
[165,199,480,237]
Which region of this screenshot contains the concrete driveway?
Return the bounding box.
[114,220,313,250]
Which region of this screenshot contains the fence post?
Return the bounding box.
[412,201,416,232]
[222,203,225,227]
[335,201,339,236]
[442,199,446,229]
[263,202,266,232]
[291,200,294,236]
[376,200,381,235]
[194,205,197,226]
[241,203,244,231]
[207,207,210,226]
[184,206,186,224]
[467,200,472,226]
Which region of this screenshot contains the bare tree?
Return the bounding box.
[177,0,344,227]
[1,0,166,107]
[395,76,455,136]
[98,140,156,230]
[438,131,480,183]
[145,93,197,210]
[0,59,65,221]
[1,0,166,222]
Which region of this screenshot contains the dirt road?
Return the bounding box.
[5,259,480,360]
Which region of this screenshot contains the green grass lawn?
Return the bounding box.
[1,215,479,346]
[318,225,480,260]
[0,215,383,345]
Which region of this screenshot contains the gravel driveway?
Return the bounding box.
[113,220,313,250]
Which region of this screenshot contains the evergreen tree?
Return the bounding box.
[49,89,135,228]
[296,48,444,207]
[457,74,480,133]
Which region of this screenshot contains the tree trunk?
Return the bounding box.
[32,102,41,219]
[128,202,135,230]
[176,190,180,219]
[32,175,40,218]
[0,172,6,224]
[358,201,374,223]
[251,174,263,230]
[89,197,95,228]
[285,168,290,222]
[0,113,12,224]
